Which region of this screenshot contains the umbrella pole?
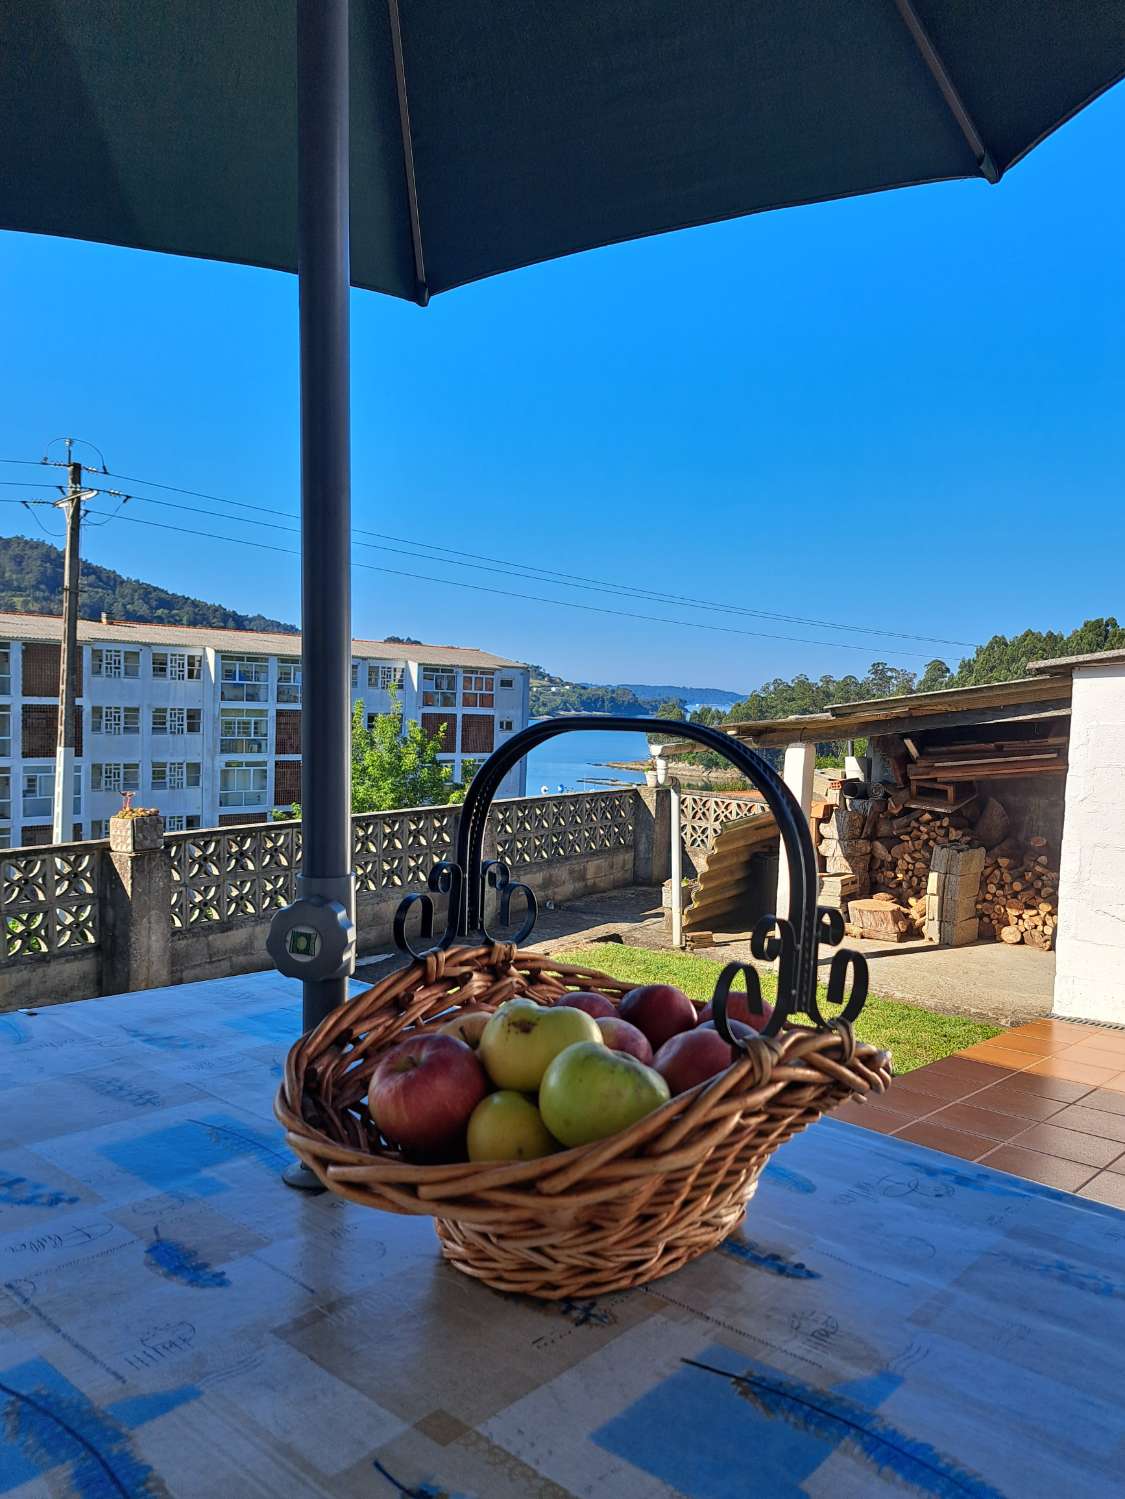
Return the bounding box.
[276,0,356,1192]
[296,0,355,1027]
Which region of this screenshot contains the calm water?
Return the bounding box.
[523,723,651,794]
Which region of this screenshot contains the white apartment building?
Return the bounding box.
[0,613,530,848]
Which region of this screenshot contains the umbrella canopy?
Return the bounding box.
[3,1,1123,306]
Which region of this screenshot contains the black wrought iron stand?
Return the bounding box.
[393,717,869,1036]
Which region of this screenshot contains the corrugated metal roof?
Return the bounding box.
[0,611,525,670]
[1028,649,1125,674]
[661,673,1074,754]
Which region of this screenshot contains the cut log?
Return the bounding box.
[999,926,1023,945]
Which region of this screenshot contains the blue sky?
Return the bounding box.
[1,83,1122,693]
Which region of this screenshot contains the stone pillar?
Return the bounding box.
[924,844,983,946]
[99,813,173,995]
[1054,661,1125,1022]
[633,786,671,886]
[775,742,815,920]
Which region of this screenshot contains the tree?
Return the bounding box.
[917,658,953,693]
[655,698,686,721]
[351,696,459,811]
[276,693,469,817]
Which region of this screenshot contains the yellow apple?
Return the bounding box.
[467,1091,559,1162]
[478,998,603,1091]
[539,1042,670,1147]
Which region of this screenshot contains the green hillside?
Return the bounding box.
[0,535,296,633]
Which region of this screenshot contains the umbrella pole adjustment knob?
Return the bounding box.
[267,874,356,982]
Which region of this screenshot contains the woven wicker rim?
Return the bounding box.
[276,943,891,1213]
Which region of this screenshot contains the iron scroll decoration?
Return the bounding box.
[392,716,870,1037]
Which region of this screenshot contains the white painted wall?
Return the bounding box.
[1053,662,1125,1022]
[775,741,815,922]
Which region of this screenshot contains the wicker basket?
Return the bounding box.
[276,942,891,1300]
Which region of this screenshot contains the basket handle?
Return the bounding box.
[392,714,868,1027]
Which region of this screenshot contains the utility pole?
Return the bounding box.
[52,441,83,844]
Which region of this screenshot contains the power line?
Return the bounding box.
[91,467,973,650]
[95,507,938,659]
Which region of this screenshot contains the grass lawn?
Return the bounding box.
[554,943,1001,1074]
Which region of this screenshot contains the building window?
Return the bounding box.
[0,644,9,695]
[152,707,202,735]
[152,650,202,681]
[152,762,201,790]
[219,761,268,808]
[90,819,108,839]
[499,719,514,732]
[277,659,302,704]
[92,705,140,735]
[92,647,140,679]
[91,763,140,793]
[165,814,202,831]
[0,705,9,758]
[499,677,514,689]
[422,668,456,708]
[462,673,495,708]
[351,663,359,690]
[368,662,405,691]
[0,770,10,822]
[219,654,269,701]
[72,764,81,817]
[22,768,54,818]
[220,711,268,754]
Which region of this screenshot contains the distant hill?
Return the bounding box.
[608,683,744,707]
[0,535,297,634]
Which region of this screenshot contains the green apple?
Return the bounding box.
[479,998,603,1091]
[467,1091,559,1162]
[539,1042,670,1148]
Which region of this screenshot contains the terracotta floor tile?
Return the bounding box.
[967,1071,1090,1104]
[835,1102,918,1135]
[921,1056,1013,1083]
[1006,1122,1125,1168]
[956,1044,1038,1071]
[990,1030,1057,1056]
[1056,1043,1125,1069]
[1049,1104,1125,1144]
[1076,1173,1125,1210]
[968,1080,1070,1122]
[892,1121,995,1161]
[1021,1057,1122,1087]
[924,1102,1022,1144]
[890,1066,998,1104]
[1091,1070,1125,1094]
[979,1145,1099,1193]
[1085,1088,1125,1118]
[1019,1019,1098,1040]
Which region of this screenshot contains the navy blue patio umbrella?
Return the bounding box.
[2,2,1123,1035]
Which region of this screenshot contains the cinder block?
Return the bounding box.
[819,809,866,840]
[925,914,979,947]
[930,844,985,877]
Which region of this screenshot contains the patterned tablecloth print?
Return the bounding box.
[1,970,1122,1498]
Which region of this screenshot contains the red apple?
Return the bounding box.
[555,991,618,1020]
[368,1034,489,1156]
[596,1016,654,1064]
[697,992,774,1033]
[653,1027,736,1096]
[618,983,698,1050]
[698,1018,759,1041]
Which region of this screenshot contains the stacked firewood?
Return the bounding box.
[866,801,1058,948]
[976,837,1058,950]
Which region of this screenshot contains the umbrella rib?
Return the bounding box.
[891,0,1000,183]
[386,0,429,305]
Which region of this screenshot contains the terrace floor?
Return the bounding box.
[836,1019,1125,1205]
[519,885,1055,1025]
[1,972,1122,1496]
